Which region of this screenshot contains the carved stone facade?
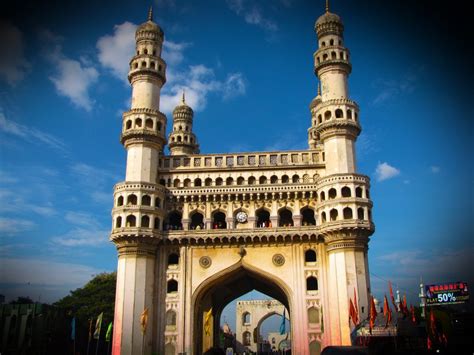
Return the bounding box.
[110,6,374,355]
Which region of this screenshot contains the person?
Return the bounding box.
[196,224,201,230]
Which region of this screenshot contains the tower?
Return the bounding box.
[110,3,374,354]
[110,8,167,355]
[310,3,373,346]
[168,92,200,155]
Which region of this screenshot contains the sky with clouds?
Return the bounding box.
[0,0,472,332]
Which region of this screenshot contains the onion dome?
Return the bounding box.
[172,92,194,118]
[310,83,322,110]
[136,7,164,40]
[315,2,344,37]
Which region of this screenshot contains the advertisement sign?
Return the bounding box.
[425,282,469,306]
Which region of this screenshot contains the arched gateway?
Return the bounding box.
[110,4,374,355]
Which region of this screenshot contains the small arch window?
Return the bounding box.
[237,177,245,185]
[321,211,327,223]
[155,198,161,208]
[183,178,191,187]
[142,195,151,206]
[117,196,124,206]
[205,178,212,186]
[321,41,326,47]
[347,110,353,119]
[154,217,160,229]
[259,176,267,184]
[126,120,132,130]
[320,191,325,201]
[270,175,278,184]
[343,207,353,219]
[141,215,150,228]
[323,53,328,60]
[302,208,316,226]
[141,61,146,68]
[329,39,334,45]
[357,208,365,220]
[324,111,331,120]
[292,174,299,183]
[328,188,337,199]
[248,176,256,185]
[127,194,137,205]
[213,211,227,229]
[242,312,251,325]
[331,51,337,59]
[166,310,176,327]
[157,122,162,131]
[278,208,293,227]
[135,118,142,128]
[281,175,289,184]
[226,177,234,185]
[305,249,317,263]
[355,187,363,198]
[190,212,204,230]
[168,253,179,266]
[215,177,223,186]
[144,48,148,54]
[330,209,338,221]
[306,276,318,291]
[115,216,122,228]
[308,307,320,324]
[335,109,343,118]
[194,178,202,187]
[126,215,136,227]
[318,114,322,124]
[167,279,178,293]
[145,118,153,129]
[173,179,180,188]
[341,186,351,198]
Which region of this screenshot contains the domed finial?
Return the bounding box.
[325,0,329,13]
[181,89,186,104]
[148,6,153,21]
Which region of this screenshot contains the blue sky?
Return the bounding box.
[0,0,472,332]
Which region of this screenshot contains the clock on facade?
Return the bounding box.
[236,211,247,223]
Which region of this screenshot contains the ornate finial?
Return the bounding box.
[148,6,153,21]
[317,83,321,96]
[181,89,186,104]
[325,0,329,13]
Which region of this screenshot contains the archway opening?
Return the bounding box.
[278,208,293,227]
[301,207,316,226]
[166,211,182,230]
[193,264,291,354]
[212,211,227,229]
[256,208,271,228]
[190,211,204,230]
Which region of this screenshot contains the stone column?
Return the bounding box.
[112,241,157,355]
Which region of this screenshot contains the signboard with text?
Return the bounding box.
[425,282,469,306]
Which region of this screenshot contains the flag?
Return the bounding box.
[388,281,397,311]
[71,317,76,341]
[105,322,113,342]
[279,309,286,335]
[93,312,103,340]
[349,298,357,327]
[383,295,392,328]
[369,296,377,334]
[88,318,93,340]
[402,294,408,315]
[140,308,148,334]
[320,306,324,333]
[353,288,359,325]
[410,305,416,323]
[204,308,212,335]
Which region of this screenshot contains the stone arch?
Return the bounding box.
[320,191,325,201]
[256,207,271,227]
[145,118,153,129]
[292,174,300,183]
[301,207,316,226]
[330,208,338,221]
[321,211,327,223]
[126,215,136,227]
[259,175,267,184]
[115,216,122,228]
[306,276,318,291]
[248,176,256,185]
[278,207,293,227]
[166,211,182,230]
[141,194,151,206]
[191,260,293,354]
[335,108,343,118]
[309,340,321,355]
[308,306,320,324]
[141,215,150,228]
[270,175,278,184]
[183,178,191,187]
[215,177,223,186]
[226,177,234,185]
[242,311,251,325]
[204,178,212,186]
[194,178,202,187]
[190,210,204,229]
[168,253,179,266]
[127,194,137,205]
[125,120,132,129]
[237,176,245,185]
[343,207,353,219]
[357,207,365,220]
[341,186,351,197]
[324,110,331,120]
[347,109,353,119]
[135,118,142,127]
[167,279,178,293]
[328,188,337,199]
[305,249,317,263]
[117,196,124,206]
[212,210,226,229]
[281,175,289,183]
[355,186,363,198]
[165,310,177,329]
[242,331,251,346]
[173,178,180,188]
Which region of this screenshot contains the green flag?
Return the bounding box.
[105,322,113,342]
[93,312,103,340]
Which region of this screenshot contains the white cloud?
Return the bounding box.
[40,30,98,111]
[375,162,400,181]
[371,71,418,106]
[227,0,278,31]
[97,22,137,82]
[0,217,35,235]
[162,40,191,66]
[51,227,109,247]
[0,111,67,153]
[0,21,31,86]
[223,73,246,99]
[0,258,106,303]
[430,165,440,173]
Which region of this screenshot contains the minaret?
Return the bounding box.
[311,1,360,174]
[313,2,374,347]
[168,91,200,155]
[110,8,167,355]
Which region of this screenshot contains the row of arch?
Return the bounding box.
[124,117,163,132]
[319,186,369,200]
[136,47,157,56]
[321,206,369,222]
[315,107,358,125]
[131,59,163,72]
[164,173,312,188]
[169,134,195,144]
[116,194,161,207]
[320,38,342,47]
[316,50,349,64]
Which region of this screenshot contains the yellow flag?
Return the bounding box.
[204,308,212,335]
[140,308,148,334]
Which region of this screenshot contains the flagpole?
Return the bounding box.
[86,319,92,355]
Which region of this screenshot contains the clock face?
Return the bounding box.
[236,211,247,223]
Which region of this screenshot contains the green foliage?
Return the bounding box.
[10,296,34,304]
[55,272,116,326]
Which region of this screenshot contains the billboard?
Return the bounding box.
[425,282,469,306]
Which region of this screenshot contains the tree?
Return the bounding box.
[55,272,116,347]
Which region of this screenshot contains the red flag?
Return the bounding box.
[402,294,408,315]
[427,336,432,350]
[353,288,359,325]
[388,281,397,311]
[383,295,392,328]
[429,309,436,336]
[349,298,357,327]
[410,305,416,323]
[369,296,377,334]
